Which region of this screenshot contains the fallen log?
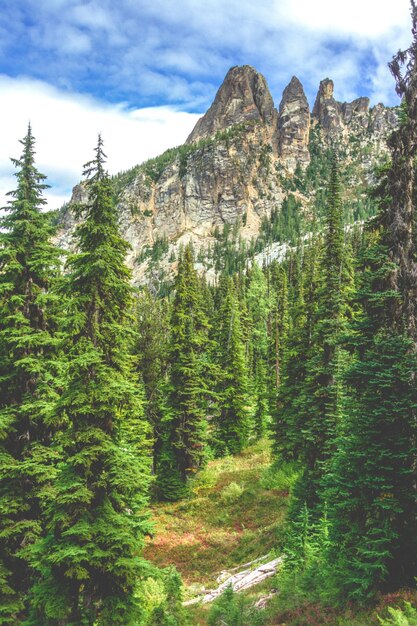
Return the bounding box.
[183,555,284,606]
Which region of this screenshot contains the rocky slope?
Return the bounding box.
[56,65,398,285]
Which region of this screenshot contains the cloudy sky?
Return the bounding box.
[0,0,412,209]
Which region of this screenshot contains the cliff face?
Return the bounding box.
[311,77,396,139]
[278,76,310,171]
[57,66,398,285]
[186,65,278,144]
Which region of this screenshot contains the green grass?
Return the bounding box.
[144,440,417,625]
[144,440,288,592]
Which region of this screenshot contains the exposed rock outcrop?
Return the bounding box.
[56,66,398,286]
[312,78,345,133]
[278,76,310,171]
[186,65,278,145]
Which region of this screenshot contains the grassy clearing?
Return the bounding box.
[144,439,417,625]
[144,439,289,593]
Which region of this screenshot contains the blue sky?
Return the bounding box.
[0,0,412,209]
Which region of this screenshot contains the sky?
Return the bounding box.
[0,0,413,210]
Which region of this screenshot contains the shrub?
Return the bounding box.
[189,466,219,496]
[260,461,301,492]
[378,602,417,626]
[208,586,264,626]
[220,482,244,504]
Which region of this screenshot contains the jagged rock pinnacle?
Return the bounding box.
[312,78,371,133]
[186,65,277,144]
[278,76,310,171]
[312,78,342,131]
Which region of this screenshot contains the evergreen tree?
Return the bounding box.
[273,241,320,462]
[157,245,209,500]
[29,136,151,625]
[266,262,289,419]
[135,288,170,474]
[324,6,417,599]
[246,264,270,438]
[0,126,61,624]
[213,277,252,455]
[293,161,353,511]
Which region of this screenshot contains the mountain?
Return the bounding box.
[56,65,398,285]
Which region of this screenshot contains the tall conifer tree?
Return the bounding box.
[213,277,252,455]
[157,245,209,500]
[325,4,417,598]
[135,288,170,474]
[0,126,61,623]
[266,262,289,420]
[246,264,270,438]
[29,137,151,625]
[293,161,353,511]
[273,241,320,462]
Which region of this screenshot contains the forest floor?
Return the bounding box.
[144,440,417,625]
[144,440,288,591]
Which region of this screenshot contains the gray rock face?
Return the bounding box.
[311,78,397,152]
[341,97,370,124]
[57,66,399,286]
[369,102,398,134]
[312,78,345,133]
[186,65,278,145]
[278,76,310,171]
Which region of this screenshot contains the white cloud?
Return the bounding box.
[276,0,410,38]
[1,0,413,114]
[0,76,200,211]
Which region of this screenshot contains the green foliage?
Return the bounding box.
[135,288,170,474]
[325,333,417,601]
[259,461,300,492]
[207,586,265,626]
[140,566,188,626]
[320,25,417,603]
[136,235,170,264]
[378,602,417,626]
[220,482,244,504]
[0,125,62,623]
[246,264,271,438]
[28,136,152,625]
[110,164,140,204]
[188,465,219,496]
[212,277,252,455]
[259,194,303,246]
[157,245,210,500]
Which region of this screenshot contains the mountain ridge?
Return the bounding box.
[56,65,398,286]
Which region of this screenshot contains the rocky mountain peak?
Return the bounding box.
[186,65,277,144]
[278,76,310,171]
[312,78,372,134]
[312,78,342,130]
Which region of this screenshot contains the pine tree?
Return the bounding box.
[135,288,170,474]
[273,241,320,462]
[213,277,252,455]
[157,245,209,500]
[29,136,151,625]
[0,126,61,624]
[293,161,353,510]
[266,262,289,419]
[246,264,270,438]
[324,5,417,599]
